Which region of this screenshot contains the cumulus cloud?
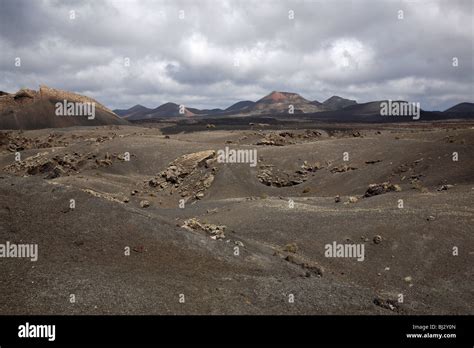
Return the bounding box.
[0,0,472,110]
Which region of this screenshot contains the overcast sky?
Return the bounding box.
[0,0,472,110]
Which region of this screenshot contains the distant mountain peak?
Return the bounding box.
[260,91,301,102]
[129,104,148,111]
[323,95,357,110]
[325,95,345,101]
[156,102,179,108]
[250,91,324,114]
[444,102,474,113]
[225,100,255,112]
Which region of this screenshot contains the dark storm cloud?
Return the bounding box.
[0,0,472,110]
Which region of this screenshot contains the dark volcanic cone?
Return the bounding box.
[0,85,128,130]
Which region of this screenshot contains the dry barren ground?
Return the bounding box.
[0,123,473,314]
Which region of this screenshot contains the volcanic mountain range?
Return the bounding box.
[113,90,473,121]
[0,86,473,129]
[114,91,360,120]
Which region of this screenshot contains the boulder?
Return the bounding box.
[364,182,401,197]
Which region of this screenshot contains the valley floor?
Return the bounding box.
[0,122,472,314]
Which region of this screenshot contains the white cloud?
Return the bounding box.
[0,0,472,110]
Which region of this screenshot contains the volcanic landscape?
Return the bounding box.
[0,87,473,314]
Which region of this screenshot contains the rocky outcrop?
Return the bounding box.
[4,151,127,179]
[0,131,69,152]
[181,218,226,240]
[255,130,323,146]
[257,161,322,187]
[330,164,357,173]
[148,150,218,202]
[364,182,401,197]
